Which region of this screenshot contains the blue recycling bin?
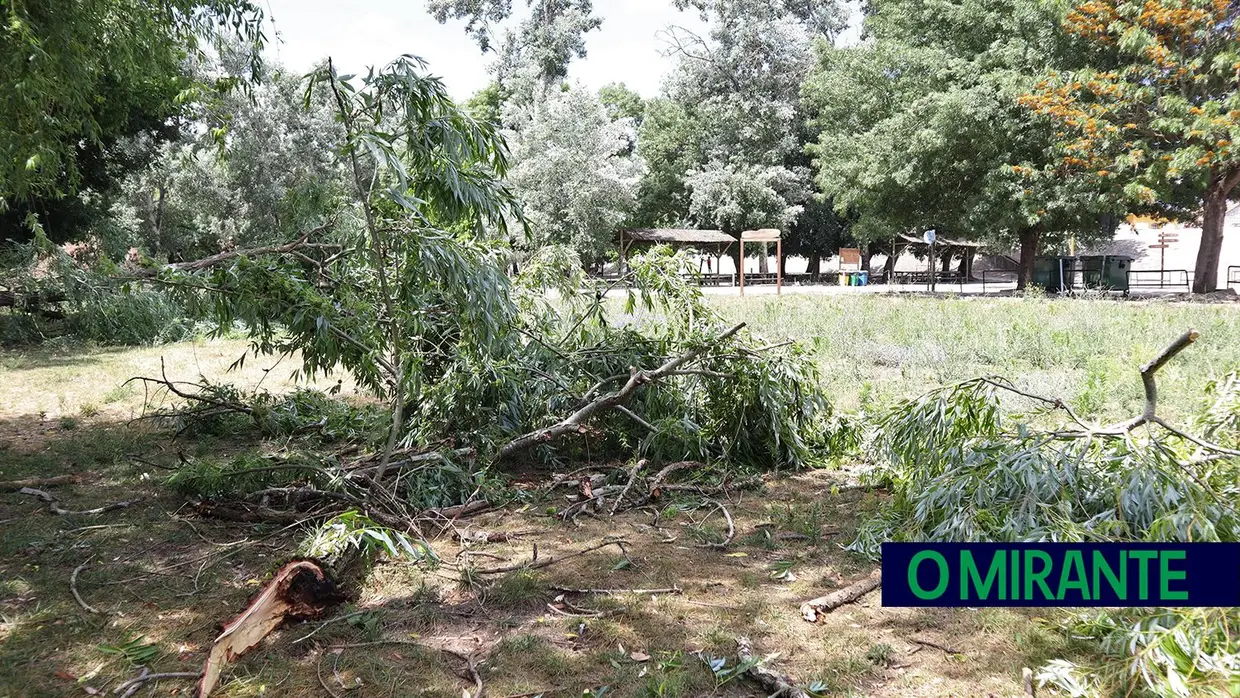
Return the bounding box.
[858,271,869,286]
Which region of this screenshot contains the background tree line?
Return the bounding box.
[3,0,1238,329]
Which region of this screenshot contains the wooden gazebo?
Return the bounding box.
[617,228,737,275]
[739,229,783,296]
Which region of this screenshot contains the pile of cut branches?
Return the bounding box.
[855,329,1240,697]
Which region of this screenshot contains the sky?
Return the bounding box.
[262,0,860,101]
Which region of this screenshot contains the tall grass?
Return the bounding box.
[711,294,1240,422]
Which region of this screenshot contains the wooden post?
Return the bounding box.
[776,238,782,296]
[739,240,745,296]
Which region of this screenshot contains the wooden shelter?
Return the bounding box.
[739,228,783,296]
[617,228,736,276]
[887,233,984,283]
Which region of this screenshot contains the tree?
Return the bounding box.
[1019,0,1240,293]
[644,0,841,267]
[426,0,602,88]
[598,82,646,124]
[111,62,346,262]
[0,0,265,238]
[505,84,645,266]
[804,0,1122,287]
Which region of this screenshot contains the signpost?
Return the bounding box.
[923,229,937,292]
[1153,230,1178,276]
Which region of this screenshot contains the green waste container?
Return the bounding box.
[1080,255,1131,291]
[1033,256,1077,293]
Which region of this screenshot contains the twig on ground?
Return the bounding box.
[71,559,102,615]
[472,539,629,575]
[799,569,882,622]
[697,501,735,549]
[110,671,200,695]
[910,637,964,655]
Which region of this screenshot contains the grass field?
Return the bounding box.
[0,294,1235,697]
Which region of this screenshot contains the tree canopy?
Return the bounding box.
[1020,0,1240,292]
[1,0,265,238]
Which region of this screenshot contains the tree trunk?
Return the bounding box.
[883,247,898,282]
[757,243,769,274]
[1192,168,1239,293]
[861,246,873,273]
[806,255,821,280]
[1017,227,1041,290]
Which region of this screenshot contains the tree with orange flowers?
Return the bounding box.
[1021,0,1240,293]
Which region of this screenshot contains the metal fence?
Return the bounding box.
[980,269,1018,293]
[1126,269,1190,291]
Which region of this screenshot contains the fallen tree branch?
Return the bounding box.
[492,324,745,464]
[734,636,808,698]
[608,459,647,515]
[800,569,882,622]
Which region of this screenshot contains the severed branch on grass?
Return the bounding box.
[492,323,746,465]
[799,569,882,622]
[984,329,1240,458]
[733,636,809,698]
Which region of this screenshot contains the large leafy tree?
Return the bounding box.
[1020,0,1240,293]
[1,0,265,239]
[111,61,345,262]
[639,0,843,266]
[804,0,1121,286]
[506,84,645,267]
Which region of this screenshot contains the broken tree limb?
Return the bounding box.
[197,560,344,697]
[492,324,746,465]
[549,585,682,596]
[800,569,882,622]
[910,637,963,655]
[735,636,809,698]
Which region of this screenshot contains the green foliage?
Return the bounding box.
[98,634,160,666]
[301,510,437,565]
[1,0,264,222]
[166,451,339,500]
[1039,608,1240,698]
[857,368,1240,698]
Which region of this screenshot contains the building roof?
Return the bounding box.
[741,228,782,241]
[619,228,737,244]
